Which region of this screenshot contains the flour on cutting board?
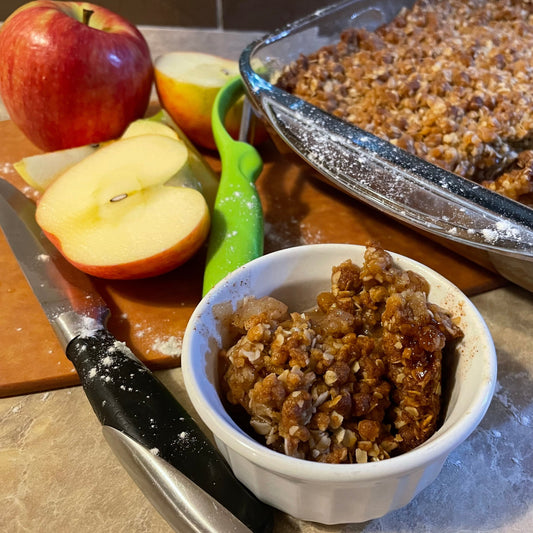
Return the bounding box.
[151,335,182,357]
[130,319,183,357]
[264,218,325,249]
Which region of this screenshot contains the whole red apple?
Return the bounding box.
[0,1,153,151]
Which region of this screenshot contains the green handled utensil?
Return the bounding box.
[202,76,264,295]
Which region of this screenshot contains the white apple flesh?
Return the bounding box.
[121,119,180,140]
[122,114,220,209]
[154,52,241,150]
[36,134,211,279]
[0,1,153,151]
[14,143,101,191]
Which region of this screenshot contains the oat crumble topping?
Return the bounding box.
[220,244,463,463]
[276,0,533,205]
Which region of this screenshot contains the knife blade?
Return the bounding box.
[0,179,274,533]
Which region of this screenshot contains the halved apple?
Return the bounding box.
[154,51,243,150]
[14,143,101,191]
[36,134,210,280]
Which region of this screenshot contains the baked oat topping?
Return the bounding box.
[220,244,464,463]
[276,0,533,205]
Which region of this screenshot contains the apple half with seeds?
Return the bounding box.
[36,134,210,279]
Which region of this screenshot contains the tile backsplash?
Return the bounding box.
[1,1,335,32]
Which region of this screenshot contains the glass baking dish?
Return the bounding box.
[239,0,533,292]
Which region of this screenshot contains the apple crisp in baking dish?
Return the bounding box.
[219,244,463,463]
[276,0,533,205]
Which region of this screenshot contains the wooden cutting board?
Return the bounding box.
[0,118,505,397]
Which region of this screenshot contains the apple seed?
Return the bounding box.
[110,193,128,202]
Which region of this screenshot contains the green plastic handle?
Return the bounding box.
[202,76,264,296]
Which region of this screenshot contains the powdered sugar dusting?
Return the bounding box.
[78,316,103,338]
[101,355,114,366]
[481,228,499,244]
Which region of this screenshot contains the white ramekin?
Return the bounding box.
[182,244,497,524]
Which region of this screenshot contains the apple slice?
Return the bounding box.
[14,143,101,191]
[121,119,180,140]
[154,51,242,150]
[36,134,210,280]
[122,113,219,209]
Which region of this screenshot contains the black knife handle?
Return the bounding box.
[66,328,273,533]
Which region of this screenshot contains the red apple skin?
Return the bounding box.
[0,1,153,151]
[40,214,211,280]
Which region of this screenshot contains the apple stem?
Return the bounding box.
[82,9,94,25]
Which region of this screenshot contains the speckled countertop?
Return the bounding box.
[1,27,533,533]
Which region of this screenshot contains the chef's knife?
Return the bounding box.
[0,178,274,533]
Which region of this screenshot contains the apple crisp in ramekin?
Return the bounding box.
[220,244,463,464]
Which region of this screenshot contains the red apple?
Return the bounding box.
[0,1,153,151]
